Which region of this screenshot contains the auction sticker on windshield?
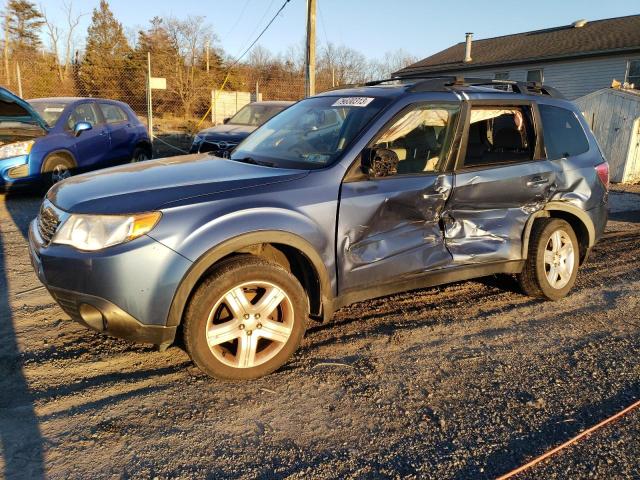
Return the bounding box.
[332,97,374,107]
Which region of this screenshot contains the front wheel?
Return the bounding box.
[42,155,75,186]
[518,218,579,300]
[183,256,308,380]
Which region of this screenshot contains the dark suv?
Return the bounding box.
[28,77,609,380]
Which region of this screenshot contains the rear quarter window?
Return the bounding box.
[539,104,589,159]
[99,103,129,124]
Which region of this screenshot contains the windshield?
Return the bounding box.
[29,101,68,127]
[230,96,390,169]
[229,103,288,127]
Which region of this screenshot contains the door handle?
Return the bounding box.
[526,176,549,187]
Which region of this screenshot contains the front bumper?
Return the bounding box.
[28,218,192,345]
[0,155,39,189]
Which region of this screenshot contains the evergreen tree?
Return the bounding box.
[4,0,44,55]
[78,0,136,100]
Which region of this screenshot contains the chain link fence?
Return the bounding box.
[0,53,317,157]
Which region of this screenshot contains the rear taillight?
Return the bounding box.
[595,162,609,190]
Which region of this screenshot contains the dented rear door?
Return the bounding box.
[443,100,555,264]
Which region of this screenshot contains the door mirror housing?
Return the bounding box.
[223,117,231,124]
[73,121,92,137]
[362,148,399,178]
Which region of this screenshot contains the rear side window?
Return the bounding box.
[462,105,535,168]
[539,104,589,159]
[99,103,129,124]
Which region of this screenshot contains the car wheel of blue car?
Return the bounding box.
[42,155,75,185]
[131,146,151,163]
[183,256,308,380]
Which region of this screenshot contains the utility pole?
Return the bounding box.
[15,62,22,97]
[147,52,153,139]
[304,0,316,97]
[206,40,210,73]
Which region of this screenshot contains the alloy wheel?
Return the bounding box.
[51,163,71,183]
[543,229,575,289]
[205,280,294,368]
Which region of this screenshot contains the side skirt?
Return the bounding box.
[332,260,524,311]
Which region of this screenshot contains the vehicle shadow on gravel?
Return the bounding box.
[0,191,45,479]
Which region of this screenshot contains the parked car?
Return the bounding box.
[29,77,608,380]
[0,87,151,189]
[190,100,293,156]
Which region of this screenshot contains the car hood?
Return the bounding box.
[198,123,256,141]
[48,154,309,214]
[0,87,48,130]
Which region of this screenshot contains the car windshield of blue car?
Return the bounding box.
[29,101,67,127]
[230,96,390,169]
[228,104,288,127]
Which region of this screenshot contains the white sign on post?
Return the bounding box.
[149,77,166,90]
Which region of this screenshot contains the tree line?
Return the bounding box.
[1,0,417,120]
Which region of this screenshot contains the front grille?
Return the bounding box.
[37,200,62,245]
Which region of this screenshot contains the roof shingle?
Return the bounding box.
[397,15,640,75]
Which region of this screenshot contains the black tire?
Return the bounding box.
[42,154,75,186]
[518,218,579,300]
[183,256,308,380]
[131,145,151,163]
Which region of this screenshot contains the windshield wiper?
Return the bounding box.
[232,156,276,167]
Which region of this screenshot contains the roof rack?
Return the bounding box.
[365,75,564,98]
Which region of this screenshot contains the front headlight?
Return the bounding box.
[0,140,34,160]
[52,211,161,251]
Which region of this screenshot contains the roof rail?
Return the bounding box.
[387,74,565,98]
[322,75,564,99]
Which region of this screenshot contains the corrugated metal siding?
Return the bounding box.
[626,119,640,182]
[434,54,639,99]
[574,89,640,182]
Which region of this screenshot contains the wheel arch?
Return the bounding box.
[134,139,153,157]
[522,202,595,264]
[40,149,77,172]
[166,231,334,328]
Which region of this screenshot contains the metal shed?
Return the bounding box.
[574,88,640,183]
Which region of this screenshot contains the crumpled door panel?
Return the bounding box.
[338,174,453,292]
[444,161,556,264]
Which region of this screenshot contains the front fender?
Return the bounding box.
[151,207,335,328]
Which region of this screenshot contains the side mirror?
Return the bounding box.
[223,117,231,124]
[361,148,399,178]
[73,121,92,137]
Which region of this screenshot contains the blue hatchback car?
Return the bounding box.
[0,87,151,188]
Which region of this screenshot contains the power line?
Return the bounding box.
[317,0,329,47]
[224,0,252,38]
[232,0,291,67]
[193,0,293,130]
[234,0,276,59]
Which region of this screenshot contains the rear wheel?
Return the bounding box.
[42,154,75,186]
[519,218,579,300]
[183,256,308,380]
[131,145,151,163]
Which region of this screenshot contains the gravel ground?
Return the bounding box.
[0,189,639,479]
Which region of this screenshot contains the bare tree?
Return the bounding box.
[164,16,218,116]
[368,49,418,80]
[41,1,86,81]
[317,42,368,87]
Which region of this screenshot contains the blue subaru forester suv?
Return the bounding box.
[0,87,151,189]
[29,77,608,380]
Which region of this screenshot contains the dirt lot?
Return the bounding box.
[1,189,639,480]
